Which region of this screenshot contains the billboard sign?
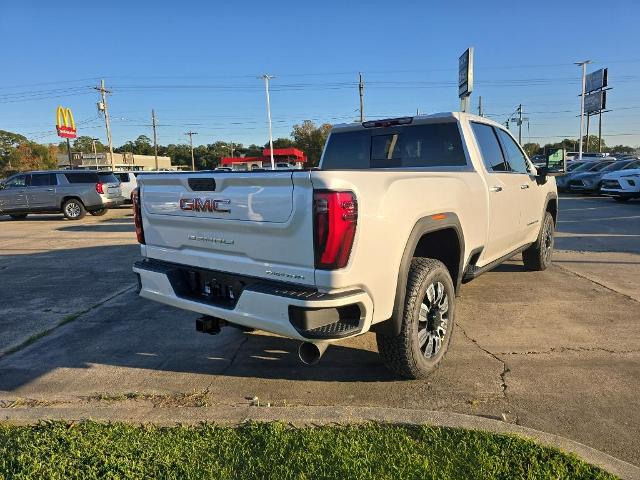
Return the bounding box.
[585,68,608,93]
[458,47,474,98]
[56,106,77,139]
[584,90,606,114]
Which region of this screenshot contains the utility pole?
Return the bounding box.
[186,131,197,171]
[358,72,365,123]
[91,138,99,170]
[517,104,523,145]
[95,79,115,170]
[478,96,483,117]
[151,109,158,170]
[260,74,275,170]
[575,60,591,160]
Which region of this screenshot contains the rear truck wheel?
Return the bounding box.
[614,196,629,203]
[376,258,455,379]
[522,211,554,271]
[62,199,86,220]
[90,208,108,216]
[9,214,28,220]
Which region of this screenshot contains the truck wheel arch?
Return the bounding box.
[544,192,558,224]
[371,213,465,336]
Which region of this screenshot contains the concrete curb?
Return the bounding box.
[2,404,638,479]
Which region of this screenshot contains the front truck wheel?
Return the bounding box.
[376,258,455,379]
[522,211,554,271]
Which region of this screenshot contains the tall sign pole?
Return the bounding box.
[575,60,591,160]
[458,48,474,113]
[260,74,276,170]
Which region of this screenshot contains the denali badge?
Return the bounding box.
[265,270,305,280]
[188,234,234,245]
[180,198,231,213]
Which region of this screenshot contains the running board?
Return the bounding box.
[462,244,531,283]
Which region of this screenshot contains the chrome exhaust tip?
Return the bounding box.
[298,342,328,365]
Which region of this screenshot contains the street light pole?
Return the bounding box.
[575,60,592,160]
[261,74,275,170]
[91,138,99,170]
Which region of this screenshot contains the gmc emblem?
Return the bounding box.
[180,198,231,213]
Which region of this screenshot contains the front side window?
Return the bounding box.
[496,129,530,174]
[4,175,26,188]
[470,122,509,172]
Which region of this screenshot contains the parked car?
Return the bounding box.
[556,161,609,192]
[132,112,560,379]
[568,159,640,193]
[601,167,640,202]
[113,171,138,203]
[0,170,123,220]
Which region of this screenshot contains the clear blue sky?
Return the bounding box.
[1,0,639,149]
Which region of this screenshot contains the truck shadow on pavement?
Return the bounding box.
[0,288,397,393]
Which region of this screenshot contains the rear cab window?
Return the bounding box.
[114,172,130,182]
[321,121,468,169]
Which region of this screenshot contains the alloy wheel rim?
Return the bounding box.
[418,281,449,359]
[66,203,80,218]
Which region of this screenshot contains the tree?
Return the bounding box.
[522,143,541,157]
[291,120,332,167]
[8,141,57,171]
[268,137,295,149]
[0,130,28,172]
[72,136,106,153]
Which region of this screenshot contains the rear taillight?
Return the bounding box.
[313,190,357,269]
[95,182,104,194]
[132,188,145,244]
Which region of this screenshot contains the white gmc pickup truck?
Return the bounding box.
[133,112,560,378]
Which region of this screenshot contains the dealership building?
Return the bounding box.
[57,152,183,171]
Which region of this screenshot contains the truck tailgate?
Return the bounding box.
[138,172,316,286]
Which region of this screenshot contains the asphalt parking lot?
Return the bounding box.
[1,196,639,465]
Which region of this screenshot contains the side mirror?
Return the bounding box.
[543,148,566,176]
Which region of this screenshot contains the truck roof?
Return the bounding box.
[331,111,503,133]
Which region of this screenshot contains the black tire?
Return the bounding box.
[376,258,455,379]
[62,199,86,220]
[522,211,554,271]
[614,196,629,203]
[90,208,108,216]
[9,214,28,220]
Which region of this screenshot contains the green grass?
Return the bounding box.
[0,421,616,480]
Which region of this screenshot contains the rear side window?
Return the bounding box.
[64,172,99,183]
[322,122,467,169]
[98,173,119,183]
[470,123,509,172]
[114,172,130,182]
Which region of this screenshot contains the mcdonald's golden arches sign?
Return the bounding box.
[56,106,77,139]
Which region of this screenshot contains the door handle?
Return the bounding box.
[520,184,530,189]
[46,188,54,191]
[489,186,503,192]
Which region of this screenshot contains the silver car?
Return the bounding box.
[0,170,124,220]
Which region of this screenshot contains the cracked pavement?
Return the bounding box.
[1,196,639,466]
